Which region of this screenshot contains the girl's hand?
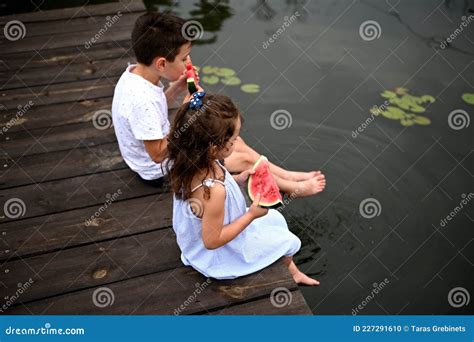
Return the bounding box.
[234,169,255,186]
[183,84,204,103]
[248,193,268,219]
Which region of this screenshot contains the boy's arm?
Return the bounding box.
[165,73,187,106]
[143,138,168,163]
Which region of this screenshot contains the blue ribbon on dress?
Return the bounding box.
[188,91,206,110]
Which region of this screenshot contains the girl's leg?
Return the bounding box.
[282,256,320,286]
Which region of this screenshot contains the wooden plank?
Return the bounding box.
[0,193,172,262]
[0,41,131,72]
[0,227,180,303]
[22,12,142,38]
[0,142,126,189]
[0,168,165,223]
[0,77,118,110]
[1,121,116,157]
[0,25,135,54]
[0,1,145,25]
[209,290,313,315]
[1,56,131,90]
[7,260,297,315]
[0,97,112,133]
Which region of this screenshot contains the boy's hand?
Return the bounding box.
[233,168,255,187]
[248,193,268,219]
[168,73,187,94]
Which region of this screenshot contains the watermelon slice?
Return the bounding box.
[247,156,283,208]
[185,60,198,94]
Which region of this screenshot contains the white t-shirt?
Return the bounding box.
[112,64,169,180]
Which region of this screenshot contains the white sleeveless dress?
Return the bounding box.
[172,161,301,279]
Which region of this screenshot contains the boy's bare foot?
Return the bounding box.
[293,271,320,286]
[294,173,326,197]
[288,170,320,182]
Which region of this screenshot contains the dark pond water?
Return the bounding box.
[7,0,472,315]
[167,0,473,315]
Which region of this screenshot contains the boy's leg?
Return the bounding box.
[282,256,320,286]
[231,136,318,181]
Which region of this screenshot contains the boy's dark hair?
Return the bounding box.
[166,93,241,200]
[132,12,189,65]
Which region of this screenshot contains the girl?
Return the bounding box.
[167,92,320,285]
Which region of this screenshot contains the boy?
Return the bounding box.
[112,12,326,196]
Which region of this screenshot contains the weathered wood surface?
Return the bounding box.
[0,1,312,316]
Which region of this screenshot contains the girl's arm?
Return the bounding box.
[201,185,267,250]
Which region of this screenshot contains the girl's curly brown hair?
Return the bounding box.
[166,93,241,200]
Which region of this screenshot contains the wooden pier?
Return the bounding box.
[0,1,312,315]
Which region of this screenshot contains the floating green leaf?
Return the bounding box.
[201,66,220,74]
[201,75,219,85]
[241,84,260,93]
[215,67,236,77]
[413,115,431,125]
[462,93,474,105]
[420,95,435,103]
[400,118,415,126]
[381,90,397,99]
[221,76,241,86]
[380,106,406,120]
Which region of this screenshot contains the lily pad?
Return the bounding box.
[380,106,406,120]
[215,67,236,77]
[420,95,435,103]
[413,115,431,125]
[241,84,260,93]
[381,90,397,99]
[400,118,415,126]
[221,76,241,86]
[201,75,219,85]
[462,93,474,105]
[201,66,220,74]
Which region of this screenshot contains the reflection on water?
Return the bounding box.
[145,0,233,45]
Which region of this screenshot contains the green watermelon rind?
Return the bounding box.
[247,156,283,208]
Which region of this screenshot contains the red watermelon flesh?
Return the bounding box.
[247,156,283,207]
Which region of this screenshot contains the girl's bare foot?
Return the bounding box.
[293,271,320,286]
